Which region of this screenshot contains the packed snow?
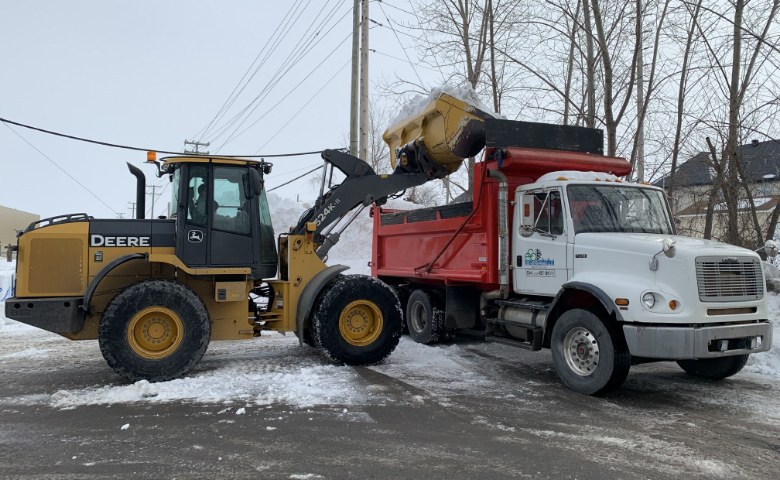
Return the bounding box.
[389,83,503,129]
[536,170,624,183]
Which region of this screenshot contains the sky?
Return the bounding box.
[0,1,438,220]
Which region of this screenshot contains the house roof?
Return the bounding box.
[654,139,780,188]
[676,195,780,216]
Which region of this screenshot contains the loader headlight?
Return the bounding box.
[642,292,656,309]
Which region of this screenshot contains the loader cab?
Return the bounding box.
[165,157,278,279]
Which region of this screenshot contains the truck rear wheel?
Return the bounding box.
[676,354,749,380]
[550,309,630,395]
[98,280,211,382]
[312,275,402,365]
[406,289,445,344]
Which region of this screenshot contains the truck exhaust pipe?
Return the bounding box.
[126,163,146,219]
[487,169,509,299]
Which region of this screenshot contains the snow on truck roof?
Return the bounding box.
[534,171,657,188]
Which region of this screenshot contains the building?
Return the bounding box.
[0,205,40,257]
[654,139,780,240]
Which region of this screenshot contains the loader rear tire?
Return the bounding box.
[99,280,211,382]
[406,289,445,344]
[312,275,402,365]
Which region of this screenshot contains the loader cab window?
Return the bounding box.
[186,165,209,227]
[169,167,180,220]
[530,190,564,236]
[257,187,278,264]
[213,166,251,235]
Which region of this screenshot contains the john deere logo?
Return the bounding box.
[188,230,204,243]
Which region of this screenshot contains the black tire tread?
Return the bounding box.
[677,354,749,380]
[99,280,211,382]
[312,275,402,365]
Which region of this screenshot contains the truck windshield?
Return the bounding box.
[567,184,673,235]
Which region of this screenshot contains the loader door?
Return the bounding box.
[177,164,209,266]
[209,166,253,266]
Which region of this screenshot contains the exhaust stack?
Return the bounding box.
[126,163,146,219]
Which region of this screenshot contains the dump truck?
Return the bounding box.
[3,105,479,381]
[374,93,775,395]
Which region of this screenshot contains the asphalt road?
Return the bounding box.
[1,329,779,480]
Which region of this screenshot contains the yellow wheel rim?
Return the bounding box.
[338,300,383,347]
[127,306,184,359]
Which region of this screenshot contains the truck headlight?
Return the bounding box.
[642,292,656,309]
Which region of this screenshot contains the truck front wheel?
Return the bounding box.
[550,309,630,395]
[676,354,749,380]
[98,280,211,382]
[406,289,445,344]
[312,275,402,365]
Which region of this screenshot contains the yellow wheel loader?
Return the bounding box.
[4,93,490,382]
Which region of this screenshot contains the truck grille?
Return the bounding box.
[695,256,763,302]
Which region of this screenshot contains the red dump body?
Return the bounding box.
[371,147,630,290]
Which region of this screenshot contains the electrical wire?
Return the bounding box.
[376,1,425,85]
[0,117,328,158]
[3,122,120,215]
[267,165,324,192]
[221,31,354,150]
[194,0,311,142]
[208,1,350,149]
[254,57,353,153]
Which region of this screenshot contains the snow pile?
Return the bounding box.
[46,353,366,409]
[390,83,502,128]
[0,261,16,327]
[537,170,624,182]
[746,292,780,376]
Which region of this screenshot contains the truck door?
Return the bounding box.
[512,188,568,295]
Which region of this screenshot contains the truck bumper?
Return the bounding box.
[4,297,85,334]
[622,321,772,360]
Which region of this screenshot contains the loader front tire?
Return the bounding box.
[99,280,211,382]
[312,275,402,365]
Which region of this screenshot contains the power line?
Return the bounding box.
[212,2,352,150]
[376,2,424,85]
[0,117,328,158]
[2,123,120,215]
[267,165,324,192]
[254,57,353,153]
[194,0,311,142]
[219,31,354,150]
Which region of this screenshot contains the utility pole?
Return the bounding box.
[183,140,210,154]
[349,0,360,157]
[358,0,369,161]
[128,202,136,219]
[635,0,645,182]
[146,185,161,219]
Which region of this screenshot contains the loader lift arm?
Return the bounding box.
[293,145,447,256]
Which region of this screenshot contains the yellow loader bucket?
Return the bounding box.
[383,93,493,174]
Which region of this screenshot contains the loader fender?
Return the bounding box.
[545,281,625,347]
[296,264,350,345]
[82,253,147,314]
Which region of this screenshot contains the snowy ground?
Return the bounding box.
[3,208,780,478]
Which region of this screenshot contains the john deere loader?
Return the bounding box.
[4,93,492,382]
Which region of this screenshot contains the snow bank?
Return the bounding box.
[746,292,780,376]
[390,83,502,128]
[0,261,16,328]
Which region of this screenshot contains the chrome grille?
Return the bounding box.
[695,256,763,302]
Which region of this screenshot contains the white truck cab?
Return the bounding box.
[508,171,773,393]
